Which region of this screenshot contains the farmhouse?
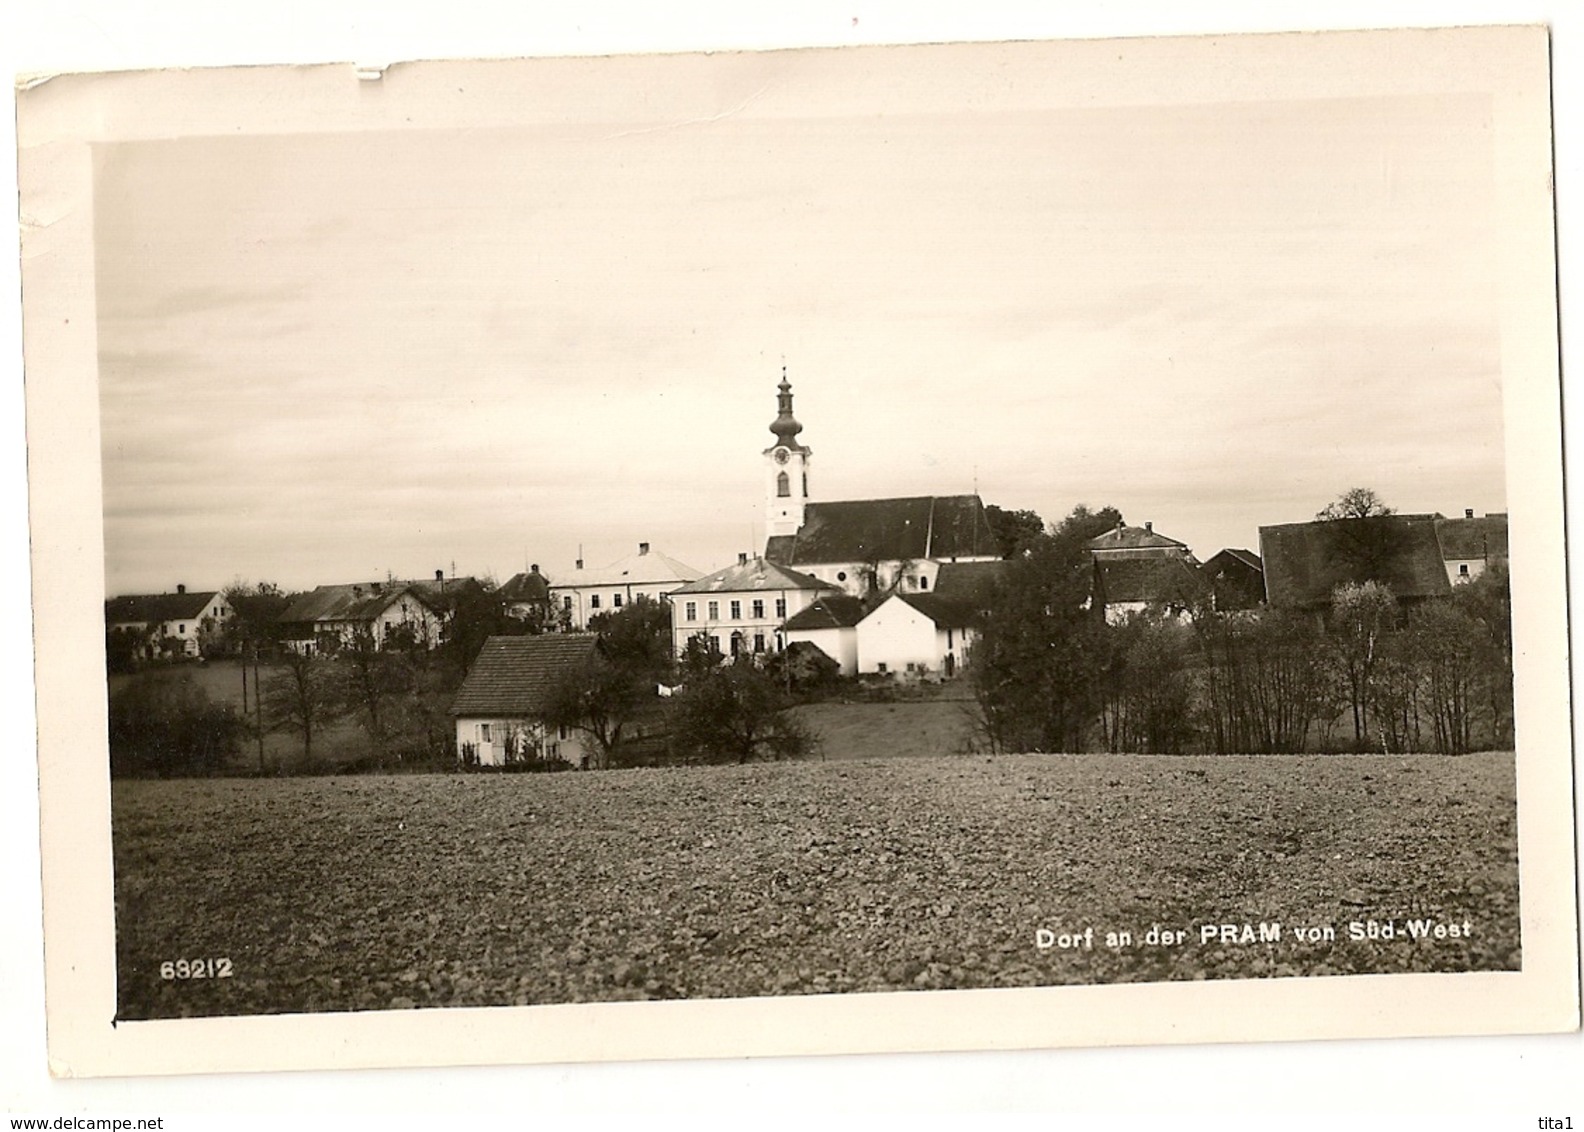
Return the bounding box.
[854,592,981,678]
[104,585,233,659]
[1258,514,1452,611]
[1201,548,1265,612]
[277,581,446,653]
[758,375,1000,599]
[671,554,837,660]
[1085,520,1193,561]
[549,542,702,630]
[781,593,866,675]
[451,634,597,768]
[1092,556,1207,624]
[498,566,554,623]
[1435,510,1508,585]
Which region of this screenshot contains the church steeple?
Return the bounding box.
[768,366,806,451]
[764,367,812,540]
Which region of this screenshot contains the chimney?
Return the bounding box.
[176,583,186,595]
[1144,521,1153,533]
[575,557,584,571]
[435,569,444,582]
[738,552,749,566]
[530,563,539,574]
[1465,508,1475,519]
[638,542,650,556]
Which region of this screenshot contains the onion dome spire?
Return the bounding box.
[769,365,804,448]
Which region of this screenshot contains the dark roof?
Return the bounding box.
[498,571,551,604]
[782,594,867,631]
[1094,557,1208,606]
[891,593,982,628]
[764,495,998,567]
[1086,524,1187,553]
[105,591,221,625]
[279,582,441,625]
[1204,548,1262,572]
[1259,516,1452,608]
[672,558,836,596]
[450,634,599,717]
[1435,515,1509,561]
[932,560,1009,606]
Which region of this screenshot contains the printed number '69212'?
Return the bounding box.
[160,958,233,980]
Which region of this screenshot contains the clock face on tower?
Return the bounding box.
[773,447,790,465]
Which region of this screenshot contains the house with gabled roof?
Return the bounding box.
[549,542,702,630]
[1092,556,1208,624]
[1258,514,1452,611]
[498,565,555,623]
[104,585,233,659]
[1202,548,1265,612]
[671,553,837,660]
[1434,510,1508,585]
[451,634,598,768]
[854,592,982,678]
[277,581,445,654]
[781,593,867,675]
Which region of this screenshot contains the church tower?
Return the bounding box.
[764,368,812,539]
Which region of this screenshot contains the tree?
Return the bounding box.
[263,649,340,769]
[1453,560,1513,748]
[541,601,675,769]
[436,580,534,685]
[1100,611,1196,754]
[1195,608,1335,753]
[1316,488,1394,522]
[108,673,246,777]
[667,661,817,764]
[969,505,1119,752]
[1328,580,1399,750]
[984,504,1047,559]
[332,626,417,765]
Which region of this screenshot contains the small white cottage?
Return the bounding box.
[451,634,598,768]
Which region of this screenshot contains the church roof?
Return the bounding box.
[672,558,836,596]
[552,547,702,589]
[764,495,998,567]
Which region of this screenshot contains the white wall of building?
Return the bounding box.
[785,625,858,675]
[672,586,826,660]
[455,716,589,768]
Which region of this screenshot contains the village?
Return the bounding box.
[103,374,1512,775]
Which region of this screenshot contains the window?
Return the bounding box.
[708,601,719,620]
[947,629,954,649]
[754,633,766,653]
[685,601,697,622]
[877,662,888,674]
[777,471,790,497]
[590,595,601,610]
[730,632,743,656]
[178,624,186,634]
[730,600,742,620]
[479,723,493,742]
[563,595,573,610]
[775,598,786,618]
[558,724,570,741]
[613,594,623,608]
[751,599,764,619]
[836,571,847,582]
[1459,563,1471,576]
[710,635,721,653]
[919,576,929,590]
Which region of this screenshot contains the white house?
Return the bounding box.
[104,586,233,659]
[781,593,866,676]
[549,542,702,630]
[671,554,837,660]
[451,634,597,768]
[277,582,446,654]
[854,593,980,678]
[1434,511,1508,585]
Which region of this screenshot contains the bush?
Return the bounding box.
[108,673,246,777]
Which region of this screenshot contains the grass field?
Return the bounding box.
[789,698,980,760]
[111,750,1519,1019]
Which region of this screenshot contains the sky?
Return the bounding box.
[93,79,1505,596]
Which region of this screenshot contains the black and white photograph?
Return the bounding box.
[11,11,1577,1090]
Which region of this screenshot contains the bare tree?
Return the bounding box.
[1315,487,1394,521]
[263,648,340,769]
[1328,581,1399,750]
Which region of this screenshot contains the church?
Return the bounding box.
[758,372,1001,597]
